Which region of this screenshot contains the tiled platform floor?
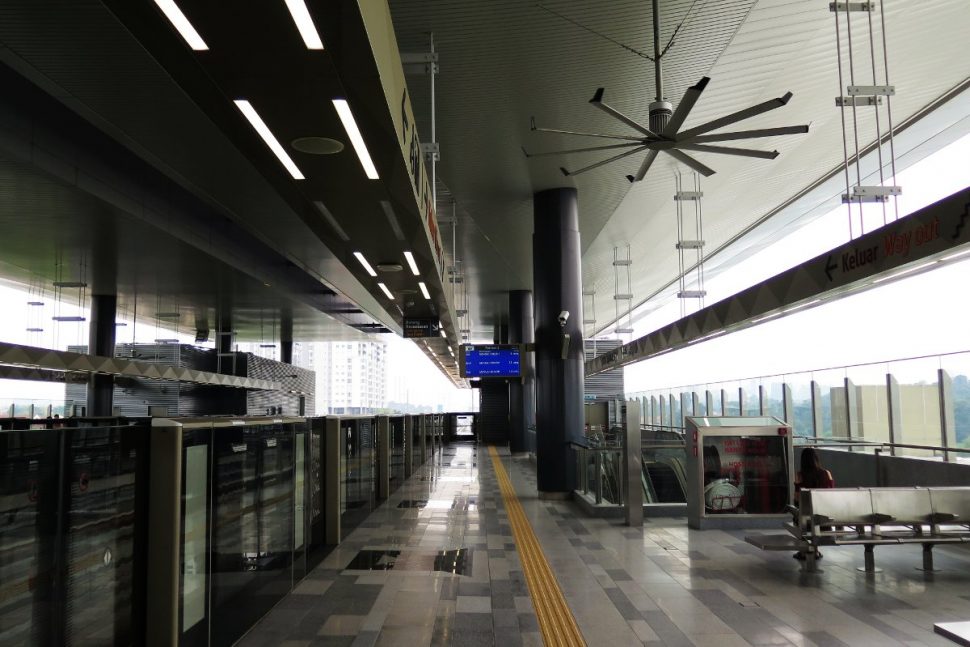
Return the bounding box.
[239,443,970,646]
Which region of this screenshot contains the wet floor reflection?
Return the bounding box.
[343,548,472,575]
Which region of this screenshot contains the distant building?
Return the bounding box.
[312,341,387,415]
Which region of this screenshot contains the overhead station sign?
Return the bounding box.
[459,344,522,378]
[586,188,970,377]
[403,317,441,339]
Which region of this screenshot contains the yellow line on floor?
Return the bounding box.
[488,445,586,647]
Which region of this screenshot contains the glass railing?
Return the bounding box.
[0,398,74,418]
[572,431,688,507]
[630,349,970,463]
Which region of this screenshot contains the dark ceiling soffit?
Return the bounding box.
[0,63,374,330]
[587,187,970,376]
[98,0,439,333]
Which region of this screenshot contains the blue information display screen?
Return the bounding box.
[461,344,521,378]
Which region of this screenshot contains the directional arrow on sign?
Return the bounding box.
[825,255,837,282]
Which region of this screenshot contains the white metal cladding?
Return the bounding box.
[0,341,280,390]
[390,0,970,342]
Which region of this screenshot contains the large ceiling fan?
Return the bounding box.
[525,1,809,182]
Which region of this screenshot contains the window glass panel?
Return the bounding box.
[890,357,942,458]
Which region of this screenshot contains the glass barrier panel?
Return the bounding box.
[693,391,707,417]
[890,357,943,458]
[1,422,148,646]
[940,352,970,462]
[812,368,845,440]
[786,373,815,438]
[723,385,741,416]
[764,381,785,422]
[741,379,761,416]
[0,428,59,645]
[294,430,306,581]
[181,429,210,645]
[847,363,890,450]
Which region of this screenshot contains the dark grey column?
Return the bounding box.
[532,188,585,495]
[280,342,293,364]
[86,294,117,417]
[508,290,536,455]
[280,310,293,364]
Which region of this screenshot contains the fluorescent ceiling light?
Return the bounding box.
[377,283,394,300]
[332,99,379,179]
[941,249,970,262]
[404,251,420,276]
[439,326,447,338]
[872,261,935,284]
[233,100,305,180]
[418,281,431,300]
[381,201,405,241]
[353,252,377,277]
[154,0,208,50]
[314,201,349,241]
[283,0,324,50]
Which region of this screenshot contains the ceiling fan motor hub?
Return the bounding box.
[649,101,673,133]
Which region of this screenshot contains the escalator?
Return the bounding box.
[641,456,687,504]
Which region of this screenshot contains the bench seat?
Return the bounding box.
[746,486,970,573]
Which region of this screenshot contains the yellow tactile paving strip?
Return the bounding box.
[488,445,586,647]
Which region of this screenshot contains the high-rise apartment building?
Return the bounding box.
[312,341,387,414]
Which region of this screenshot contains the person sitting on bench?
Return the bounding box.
[793,448,834,560]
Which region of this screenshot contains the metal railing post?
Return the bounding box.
[811,380,823,440]
[886,373,900,456]
[939,368,955,462]
[593,452,603,505]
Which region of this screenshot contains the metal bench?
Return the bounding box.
[746,486,970,573]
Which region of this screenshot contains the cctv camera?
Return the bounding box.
[558,310,570,326]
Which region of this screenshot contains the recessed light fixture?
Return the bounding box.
[353,252,377,277]
[283,0,324,50]
[418,282,431,300]
[403,251,420,276]
[332,99,379,179]
[154,0,208,50]
[155,338,181,344]
[234,100,305,180]
[292,136,343,154]
[156,312,182,319]
[377,283,394,300]
[376,262,405,273]
[439,327,447,338]
[52,281,87,288]
[52,316,86,322]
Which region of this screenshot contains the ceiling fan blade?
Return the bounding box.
[662,76,710,139]
[685,125,809,143]
[629,149,659,183]
[589,88,658,138]
[666,149,716,177]
[522,142,642,158]
[561,145,649,177]
[530,117,644,142]
[678,143,779,160]
[676,92,794,141]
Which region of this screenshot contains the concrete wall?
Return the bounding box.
[805,447,970,487]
